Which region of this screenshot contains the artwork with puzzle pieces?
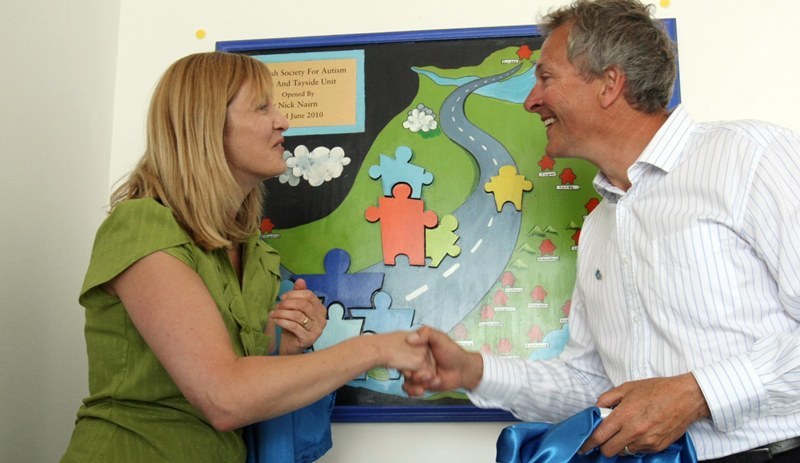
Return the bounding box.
[220,20,680,421]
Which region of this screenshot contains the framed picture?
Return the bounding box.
[216,19,680,422]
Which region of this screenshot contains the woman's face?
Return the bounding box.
[223,81,289,191]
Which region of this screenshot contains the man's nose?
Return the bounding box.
[523,83,542,113]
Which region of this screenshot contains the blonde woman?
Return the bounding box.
[62,52,430,462]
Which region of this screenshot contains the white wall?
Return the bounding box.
[0,1,121,462]
[3,0,800,462]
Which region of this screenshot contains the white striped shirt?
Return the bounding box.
[468,105,800,460]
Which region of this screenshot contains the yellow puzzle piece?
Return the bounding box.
[484,165,533,212]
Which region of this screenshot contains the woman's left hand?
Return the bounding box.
[269,278,327,355]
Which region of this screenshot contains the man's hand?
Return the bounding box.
[579,373,710,456]
[401,326,484,397]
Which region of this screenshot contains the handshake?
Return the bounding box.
[386,326,485,397]
[272,280,484,395]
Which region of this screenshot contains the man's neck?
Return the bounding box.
[594,109,669,191]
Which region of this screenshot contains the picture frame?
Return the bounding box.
[216,19,679,423]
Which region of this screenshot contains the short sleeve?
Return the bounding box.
[79,198,192,304]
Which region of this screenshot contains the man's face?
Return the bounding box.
[524,24,603,159]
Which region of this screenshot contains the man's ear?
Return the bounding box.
[598,65,626,109]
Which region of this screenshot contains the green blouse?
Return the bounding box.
[61,198,281,462]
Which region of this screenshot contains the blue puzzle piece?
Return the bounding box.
[295,248,384,317]
[277,279,295,298]
[313,303,366,380]
[368,146,433,199]
[349,291,416,334]
[349,291,416,381]
[313,303,364,351]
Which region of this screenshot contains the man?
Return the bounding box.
[404,1,800,461]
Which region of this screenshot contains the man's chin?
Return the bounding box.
[544,146,564,159]
[545,144,578,160]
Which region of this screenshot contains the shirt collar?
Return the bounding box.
[593,104,697,199]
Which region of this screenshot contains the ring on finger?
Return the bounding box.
[301,316,313,331]
[622,445,635,456]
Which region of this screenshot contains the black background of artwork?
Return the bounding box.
[238,33,544,229]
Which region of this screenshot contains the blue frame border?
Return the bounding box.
[662,18,682,110]
[332,405,516,423]
[216,19,679,423]
[216,24,541,53]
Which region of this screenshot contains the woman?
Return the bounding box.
[61,52,430,462]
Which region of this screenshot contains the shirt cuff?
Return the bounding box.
[692,354,765,432]
[466,353,524,410]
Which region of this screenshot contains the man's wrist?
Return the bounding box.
[685,372,711,420]
[463,351,484,390]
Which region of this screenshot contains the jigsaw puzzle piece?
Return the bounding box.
[425,214,461,267]
[277,279,295,298]
[368,146,433,199]
[313,303,366,379]
[349,292,414,380]
[365,183,438,266]
[349,291,416,334]
[295,248,384,317]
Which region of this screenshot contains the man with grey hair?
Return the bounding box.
[403,1,800,461]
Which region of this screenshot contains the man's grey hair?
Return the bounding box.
[539,0,677,113]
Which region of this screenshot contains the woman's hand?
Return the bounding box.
[366,330,435,378]
[401,326,482,397]
[269,278,327,355]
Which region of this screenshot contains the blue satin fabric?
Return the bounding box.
[244,392,335,463]
[496,407,697,463]
[244,285,336,463]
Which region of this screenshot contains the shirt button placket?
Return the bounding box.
[618,199,645,380]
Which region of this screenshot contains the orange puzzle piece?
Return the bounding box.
[365,183,438,266]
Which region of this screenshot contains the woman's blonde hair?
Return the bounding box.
[110,51,274,250]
